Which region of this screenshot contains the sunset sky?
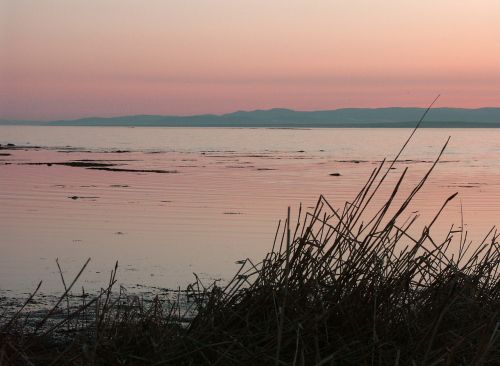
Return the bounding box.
[1,0,499,120]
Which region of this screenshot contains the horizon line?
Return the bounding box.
[3,106,500,123]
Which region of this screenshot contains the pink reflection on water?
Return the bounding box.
[1,128,499,295]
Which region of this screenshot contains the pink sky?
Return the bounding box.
[1,0,499,120]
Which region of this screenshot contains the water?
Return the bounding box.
[1,126,500,296]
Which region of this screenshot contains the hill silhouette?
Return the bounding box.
[2,107,500,127]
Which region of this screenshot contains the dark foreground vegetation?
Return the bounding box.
[2,126,499,365]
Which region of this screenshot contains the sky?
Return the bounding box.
[1,0,500,120]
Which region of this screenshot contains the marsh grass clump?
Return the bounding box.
[177,138,500,365]
[1,122,500,365]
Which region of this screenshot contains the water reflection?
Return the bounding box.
[1,127,499,295]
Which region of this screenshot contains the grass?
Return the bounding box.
[1,111,499,365]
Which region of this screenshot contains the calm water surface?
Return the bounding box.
[1,127,499,296]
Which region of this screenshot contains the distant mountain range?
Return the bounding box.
[2,108,500,127]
